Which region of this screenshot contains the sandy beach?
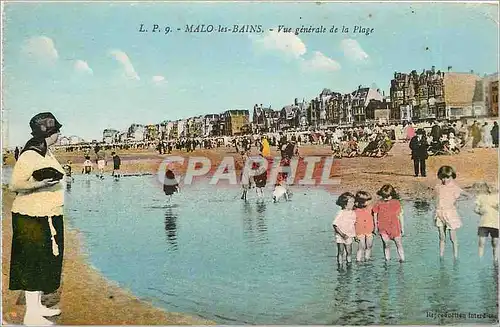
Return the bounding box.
[2,142,498,325]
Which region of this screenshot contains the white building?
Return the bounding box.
[177,119,186,138]
[103,129,120,144]
[128,124,145,141]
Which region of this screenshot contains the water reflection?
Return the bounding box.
[65,180,72,193]
[378,266,392,325]
[479,264,499,321]
[428,262,456,324]
[413,200,431,213]
[256,202,267,234]
[331,265,354,324]
[164,207,178,251]
[242,202,269,244]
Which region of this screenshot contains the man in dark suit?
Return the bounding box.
[430,121,442,142]
[409,128,428,177]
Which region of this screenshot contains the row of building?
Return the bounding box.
[73,67,498,144]
[99,109,252,144]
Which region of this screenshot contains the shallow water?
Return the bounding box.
[12,173,500,324]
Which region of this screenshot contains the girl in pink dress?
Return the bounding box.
[435,165,468,259]
[406,122,416,141]
[373,184,405,262]
[332,192,356,264]
[354,191,375,262]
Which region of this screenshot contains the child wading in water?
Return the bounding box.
[473,182,499,262]
[62,160,74,182]
[354,191,375,262]
[240,160,253,201]
[434,165,467,260]
[82,155,93,179]
[111,152,121,180]
[332,192,357,264]
[164,167,179,203]
[253,159,267,199]
[373,184,405,262]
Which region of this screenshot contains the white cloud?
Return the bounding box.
[251,30,306,58]
[21,36,59,62]
[74,60,93,75]
[109,49,140,80]
[301,51,341,72]
[152,75,165,83]
[340,39,369,61]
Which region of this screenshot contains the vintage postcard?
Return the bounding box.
[1,1,499,325]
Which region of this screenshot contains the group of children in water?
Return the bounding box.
[333,165,499,264]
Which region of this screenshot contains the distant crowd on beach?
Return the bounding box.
[5,118,497,162]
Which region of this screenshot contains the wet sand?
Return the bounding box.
[2,142,497,324]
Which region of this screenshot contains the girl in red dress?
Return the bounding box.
[373,184,405,262]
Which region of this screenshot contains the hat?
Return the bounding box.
[29,112,62,138]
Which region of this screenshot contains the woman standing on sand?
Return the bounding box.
[481,122,492,148]
[9,112,65,326]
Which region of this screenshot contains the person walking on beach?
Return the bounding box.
[260,136,271,157]
[354,191,375,262]
[373,184,405,262]
[431,121,442,142]
[111,152,121,179]
[471,121,481,148]
[409,128,428,177]
[332,192,357,265]
[473,182,499,262]
[14,146,20,161]
[491,121,499,148]
[405,122,415,142]
[434,166,467,260]
[481,122,492,148]
[8,112,65,326]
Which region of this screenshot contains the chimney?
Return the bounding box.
[470,69,474,74]
[447,66,452,72]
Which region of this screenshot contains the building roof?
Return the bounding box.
[443,72,482,106]
[225,109,249,116]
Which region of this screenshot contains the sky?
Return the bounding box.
[2,1,499,146]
